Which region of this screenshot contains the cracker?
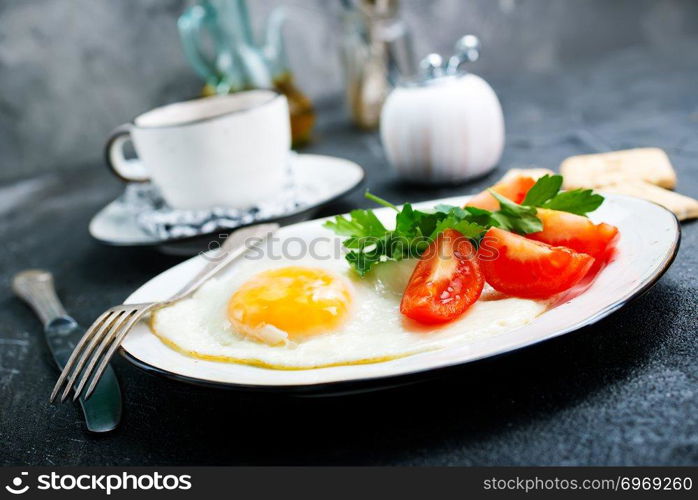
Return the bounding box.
[560,148,676,190]
[599,180,698,220]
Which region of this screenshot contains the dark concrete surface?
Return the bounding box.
[0,42,696,466]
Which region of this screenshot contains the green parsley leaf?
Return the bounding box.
[432,217,486,240]
[394,203,421,236]
[434,204,461,215]
[323,209,387,238]
[345,247,384,276]
[463,206,498,227]
[522,174,563,206]
[489,191,543,234]
[521,174,605,216]
[542,189,604,215]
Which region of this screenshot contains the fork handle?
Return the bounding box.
[12,270,67,327]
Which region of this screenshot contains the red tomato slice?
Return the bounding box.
[527,208,619,262]
[466,176,536,211]
[400,229,484,324]
[478,227,594,299]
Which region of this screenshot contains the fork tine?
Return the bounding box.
[59,310,128,402]
[72,308,138,400]
[81,306,154,401]
[49,310,111,403]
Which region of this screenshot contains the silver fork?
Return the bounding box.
[50,223,278,403]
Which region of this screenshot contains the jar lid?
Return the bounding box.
[399,34,481,88]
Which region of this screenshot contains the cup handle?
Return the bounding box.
[104,124,150,183]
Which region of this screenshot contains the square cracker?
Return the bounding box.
[599,180,698,221]
[560,148,676,190]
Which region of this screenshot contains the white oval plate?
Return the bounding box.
[120,193,680,394]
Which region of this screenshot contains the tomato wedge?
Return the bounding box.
[527,208,619,262]
[466,175,536,211]
[478,227,594,299]
[400,229,484,324]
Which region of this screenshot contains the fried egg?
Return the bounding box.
[150,239,548,369]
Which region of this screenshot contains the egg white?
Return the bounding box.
[150,239,548,369]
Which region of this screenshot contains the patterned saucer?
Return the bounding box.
[89,154,365,253]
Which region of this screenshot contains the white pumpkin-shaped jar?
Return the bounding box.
[380,56,504,184]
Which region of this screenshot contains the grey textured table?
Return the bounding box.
[1,43,697,466]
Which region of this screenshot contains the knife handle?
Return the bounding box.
[12,269,67,327]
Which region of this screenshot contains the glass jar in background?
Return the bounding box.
[338,0,416,130]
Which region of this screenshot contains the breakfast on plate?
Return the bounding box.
[148,173,620,369]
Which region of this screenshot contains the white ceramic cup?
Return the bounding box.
[105,90,291,210]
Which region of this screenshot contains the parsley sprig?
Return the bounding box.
[522,175,604,215]
[324,175,603,276]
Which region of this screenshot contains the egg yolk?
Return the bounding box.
[227,266,353,341]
